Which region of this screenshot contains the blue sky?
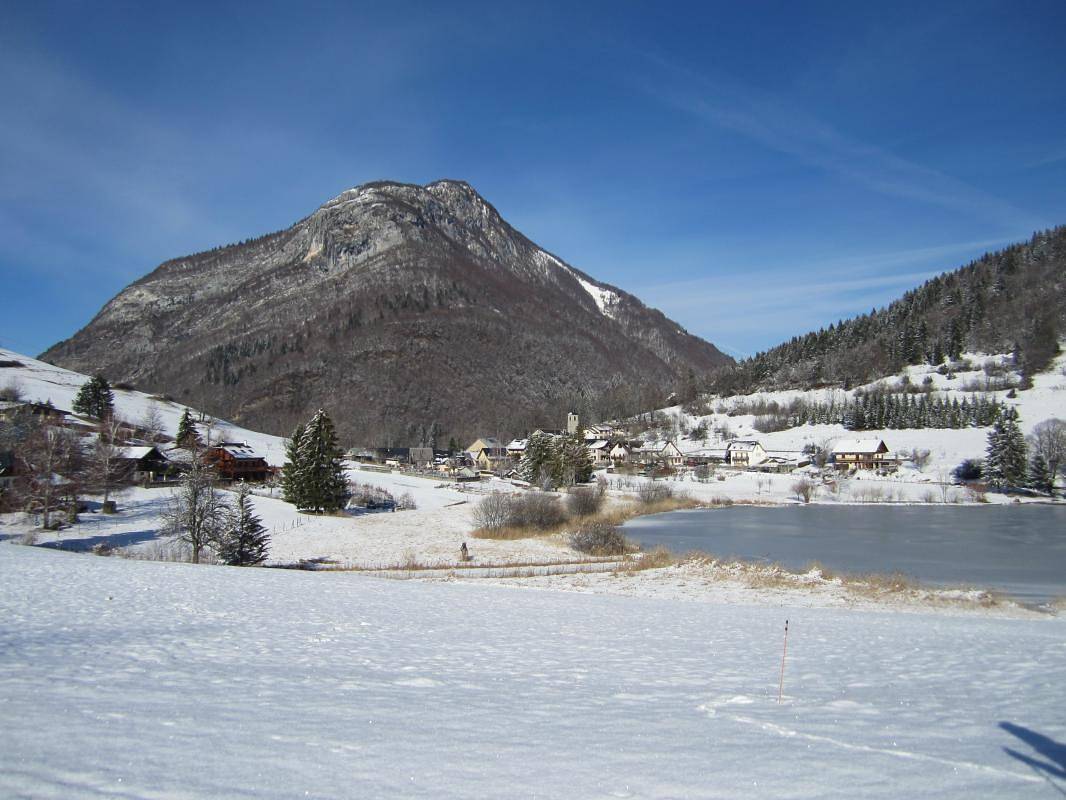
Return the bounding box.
[1,1,1064,360]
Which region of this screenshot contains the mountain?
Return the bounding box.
[705,226,1066,398]
[43,180,731,444]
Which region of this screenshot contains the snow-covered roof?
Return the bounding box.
[506,439,528,450]
[214,442,266,460]
[588,440,610,450]
[832,439,887,454]
[727,440,763,452]
[117,446,159,461]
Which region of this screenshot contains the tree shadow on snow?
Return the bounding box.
[1000,721,1066,794]
[39,529,161,552]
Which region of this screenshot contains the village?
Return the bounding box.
[1,391,904,520]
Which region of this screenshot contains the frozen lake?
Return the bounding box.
[624,505,1066,606]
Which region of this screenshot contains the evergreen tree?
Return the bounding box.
[295,410,348,513]
[281,423,306,507]
[72,375,114,419]
[554,434,594,486]
[176,408,200,448]
[985,407,1027,489]
[218,484,270,566]
[519,431,556,487]
[1027,452,1054,495]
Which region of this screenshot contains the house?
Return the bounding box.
[609,443,631,463]
[0,400,66,423]
[465,438,504,462]
[0,451,19,503]
[506,438,528,460]
[659,441,684,468]
[831,439,894,470]
[369,447,411,465]
[631,442,662,466]
[583,423,616,442]
[727,440,767,468]
[685,448,728,467]
[475,448,511,473]
[587,440,612,464]
[116,446,171,483]
[202,442,272,482]
[409,447,434,467]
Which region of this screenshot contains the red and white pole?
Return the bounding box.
[777,619,789,703]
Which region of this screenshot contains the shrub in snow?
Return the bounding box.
[953,459,983,483]
[792,479,816,504]
[569,521,631,556]
[637,482,673,505]
[472,493,511,531]
[566,484,605,517]
[508,492,567,530]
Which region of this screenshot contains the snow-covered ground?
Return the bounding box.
[1,544,1064,798]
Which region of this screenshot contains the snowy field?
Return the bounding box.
[1,544,1064,799]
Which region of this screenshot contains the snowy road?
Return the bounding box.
[1,545,1064,798]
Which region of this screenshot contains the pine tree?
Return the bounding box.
[218,484,270,566]
[295,410,348,513]
[554,434,593,486]
[72,375,114,419]
[1028,452,1054,495]
[176,408,200,448]
[985,407,1027,489]
[519,431,556,487]
[281,423,306,507]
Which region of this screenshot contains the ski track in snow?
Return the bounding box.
[1,544,1064,799]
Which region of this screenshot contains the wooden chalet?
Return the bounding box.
[202,442,272,482]
[116,446,171,483]
[831,439,895,471]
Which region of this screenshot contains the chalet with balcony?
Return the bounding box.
[831,439,895,470]
[727,440,767,467]
[202,442,272,482]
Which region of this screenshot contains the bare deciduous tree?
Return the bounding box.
[163,458,227,564]
[1028,418,1066,487]
[140,402,167,444]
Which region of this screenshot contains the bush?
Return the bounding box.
[397,492,417,511]
[509,492,567,529]
[953,459,983,482]
[908,448,931,471]
[566,485,605,517]
[637,482,674,505]
[569,521,631,555]
[792,479,816,503]
[472,492,512,531]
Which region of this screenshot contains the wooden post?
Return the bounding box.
[778,619,789,703]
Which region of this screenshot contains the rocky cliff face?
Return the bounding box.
[44,180,731,443]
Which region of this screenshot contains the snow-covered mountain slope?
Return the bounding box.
[1,544,1063,799]
[0,346,287,465]
[41,179,731,444]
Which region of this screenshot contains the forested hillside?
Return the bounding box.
[707,226,1065,396]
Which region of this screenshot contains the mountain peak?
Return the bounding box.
[43,181,731,443]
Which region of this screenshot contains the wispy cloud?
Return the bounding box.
[635,236,1014,356]
[634,54,1042,232]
